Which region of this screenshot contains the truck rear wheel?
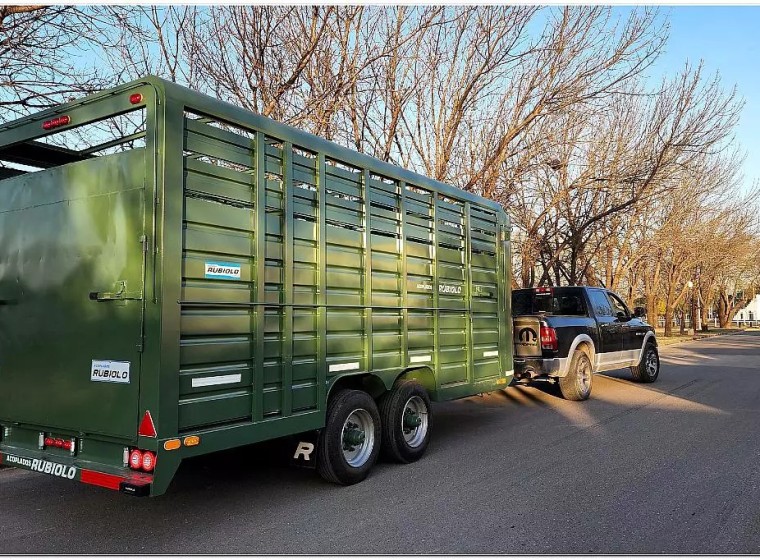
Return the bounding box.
[558,349,593,401]
[316,389,381,485]
[378,380,432,463]
[631,342,659,383]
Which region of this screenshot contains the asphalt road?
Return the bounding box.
[2,333,760,554]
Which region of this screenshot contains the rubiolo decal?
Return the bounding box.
[204,261,242,280]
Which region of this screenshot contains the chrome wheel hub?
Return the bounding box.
[401,396,429,448]
[646,350,658,377]
[341,408,374,468]
[578,359,592,391]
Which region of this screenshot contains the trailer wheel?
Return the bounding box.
[378,380,432,463]
[558,349,593,401]
[631,342,659,383]
[316,389,381,485]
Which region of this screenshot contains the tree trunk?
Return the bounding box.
[679,308,686,335]
[646,293,658,328]
[664,306,674,337]
[717,292,732,328]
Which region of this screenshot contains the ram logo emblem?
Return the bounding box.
[518,327,537,343]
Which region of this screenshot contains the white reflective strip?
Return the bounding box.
[483,350,499,357]
[410,355,431,363]
[328,362,360,373]
[504,369,514,377]
[191,373,242,388]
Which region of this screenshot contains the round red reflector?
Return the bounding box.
[44,437,54,446]
[141,451,156,472]
[129,449,143,470]
[62,441,72,451]
[130,93,143,104]
[59,115,70,126]
[54,438,64,448]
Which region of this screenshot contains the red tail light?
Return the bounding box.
[129,93,143,104]
[535,286,553,295]
[129,449,143,470]
[141,451,156,472]
[540,326,558,351]
[42,115,70,130]
[43,436,75,450]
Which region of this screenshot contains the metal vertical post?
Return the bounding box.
[282,142,294,416]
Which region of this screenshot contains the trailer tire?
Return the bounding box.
[558,349,593,401]
[631,342,659,383]
[378,380,432,463]
[316,389,381,485]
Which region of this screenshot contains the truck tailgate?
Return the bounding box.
[513,316,542,358]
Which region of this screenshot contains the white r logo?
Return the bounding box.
[293,442,315,461]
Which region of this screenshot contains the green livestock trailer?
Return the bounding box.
[0,76,512,496]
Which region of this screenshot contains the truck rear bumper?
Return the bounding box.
[0,443,153,496]
[513,357,565,379]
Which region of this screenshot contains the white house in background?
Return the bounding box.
[733,294,760,325]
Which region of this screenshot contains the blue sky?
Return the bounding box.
[642,6,760,194]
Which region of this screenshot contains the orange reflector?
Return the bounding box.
[138,410,157,438]
[163,439,181,451]
[183,436,200,447]
[497,377,507,385]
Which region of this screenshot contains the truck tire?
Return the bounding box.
[558,349,593,401]
[316,389,381,485]
[378,380,432,463]
[631,342,659,383]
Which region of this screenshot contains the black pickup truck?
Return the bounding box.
[511,286,659,401]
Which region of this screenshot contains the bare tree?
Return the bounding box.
[0,6,106,116]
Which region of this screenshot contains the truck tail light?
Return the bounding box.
[129,449,143,470]
[129,93,143,104]
[540,326,558,351]
[535,286,553,295]
[42,115,70,130]
[141,451,156,472]
[42,436,75,451]
[129,449,157,472]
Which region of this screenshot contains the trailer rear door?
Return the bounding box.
[0,146,147,440]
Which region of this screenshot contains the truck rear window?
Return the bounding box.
[512,288,588,317]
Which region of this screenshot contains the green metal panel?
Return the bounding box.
[0,149,147,439]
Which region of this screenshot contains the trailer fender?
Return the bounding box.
[396,366,438,401]
[326,372,387,401]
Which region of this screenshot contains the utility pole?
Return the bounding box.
[695,268,702,332]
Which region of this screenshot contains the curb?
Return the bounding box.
[658,329,746,347]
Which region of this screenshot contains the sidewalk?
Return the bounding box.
[654,327,746,347]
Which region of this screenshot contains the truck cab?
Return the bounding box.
[512,286,659,400]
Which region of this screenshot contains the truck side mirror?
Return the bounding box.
[633,306,645,318]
